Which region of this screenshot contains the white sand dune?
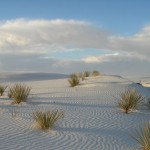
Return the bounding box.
[140,77,150,88]
[0,74,149,150]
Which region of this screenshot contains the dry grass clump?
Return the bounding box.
[9,84,31,104]
[8,90,12,98]
[133,122,150,150]
[118,88,144,114]
[33,110,64,130]
[92,70,100,76]
[76,72,85,81]
[84,71,90,77]
[0,84,7,96]
[68,73,80,87]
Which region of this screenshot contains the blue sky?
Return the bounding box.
[0,0,150,76]
[1,0,150,34]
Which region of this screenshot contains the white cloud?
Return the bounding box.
[0,19,150,58]
[0,53,149,77]
[82,53,120,63]
[108,26,150,60]
[82,52,150,64]
[0,19,110,54]
[0,18,150,76]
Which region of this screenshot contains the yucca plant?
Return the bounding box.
[118,88,144,114]
[9,84,31,104]
[33,110,64,130]
[8,90,12,98]
[83,71,90,77]
[68,73,80,87]
[92,70,100,76]
[132,122,150,150]
[76,72,85,81]
[0,84,7,96]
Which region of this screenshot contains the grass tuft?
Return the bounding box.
[9,84,31,104]
[8,90,12,98]
[76,72,85,81]
[132,122,150,150]
[92,70,100,76]
[68,73,80,87]
[0,84,7,96]
[83,71,90,77]
[33,110,64,130]
[118,88,144,114]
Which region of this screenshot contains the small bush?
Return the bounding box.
[33,110,64,130]
[9,84,31,104]
[132,122,150,150]
[76,72,85,81]
[8,90,12,98]
[0,84,7,96]
[92,70,100,76]
[84,71,90,77]
[118,88,144,114]
[8,88,13,98]
[68,74,80,87]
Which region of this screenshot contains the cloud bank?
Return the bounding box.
[0,19,149,76]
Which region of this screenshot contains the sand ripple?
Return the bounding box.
[0,76,149,149]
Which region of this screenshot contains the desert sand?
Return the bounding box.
[0,73,149,150]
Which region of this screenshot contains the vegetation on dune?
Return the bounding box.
[83,71,91,77]
[132,122,150,150]
[0,84,7,96]
[92,70,100,76]
[68,73,80,87]
[76,72,85,81]
[33,110,64,130]
[9,83,31,104]
[8,90,12,99]
[117,88,144,114]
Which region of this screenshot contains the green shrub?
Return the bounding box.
[33,110,64,130]
[9,84,31,104]
[132,122,150,150]
[83,71,90,77]
[0,84,7,96]
[68,73,80,87]
[118,88,144,114]
[92,70,100,76]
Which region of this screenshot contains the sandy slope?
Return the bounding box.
[0,75,149,150]
[141,77,150,88]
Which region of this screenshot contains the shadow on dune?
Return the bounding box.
[95,81,131,84]
[30,100,115,108]
[129,83,150,96]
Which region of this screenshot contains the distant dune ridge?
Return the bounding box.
[0,73,149,149]
[0,72,68,82]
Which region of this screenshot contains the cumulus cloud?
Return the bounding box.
[0,19,150,57]
[0,18,110,54]
[0,18,150,76]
